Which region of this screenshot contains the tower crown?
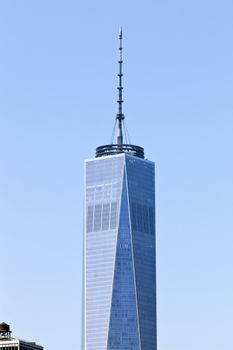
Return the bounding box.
[95,28,144,159]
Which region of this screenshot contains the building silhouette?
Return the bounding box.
[82,28,157,350]
[0,323,43,350]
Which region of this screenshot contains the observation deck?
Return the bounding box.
[96,144,144,159]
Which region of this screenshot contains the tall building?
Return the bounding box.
[83,29,157,350]
[0,323,43,350]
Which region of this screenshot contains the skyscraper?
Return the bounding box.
[83,28,156,350]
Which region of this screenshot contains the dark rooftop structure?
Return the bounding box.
[0,323,11,339]
[0,323,43,350]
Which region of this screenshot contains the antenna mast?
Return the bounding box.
[116,26,124,145]
[95,27,145,159]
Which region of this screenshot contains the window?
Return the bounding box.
[87,205,94,232]
[94,204,102,231]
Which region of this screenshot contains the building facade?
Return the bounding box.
[82,29,157,350]
[0,323,43,350]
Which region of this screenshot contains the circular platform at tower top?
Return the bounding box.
[96,144,144,159]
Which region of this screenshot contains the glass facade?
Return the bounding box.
[83,154,156,350]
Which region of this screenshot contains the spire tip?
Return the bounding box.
[119,25,122,38]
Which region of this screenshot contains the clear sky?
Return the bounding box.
[0,1,233,349]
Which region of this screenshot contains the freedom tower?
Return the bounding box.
[83,29,157,350]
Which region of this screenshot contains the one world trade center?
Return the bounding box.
[82,28,157,350]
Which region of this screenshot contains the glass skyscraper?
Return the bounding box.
[82,29,157,350]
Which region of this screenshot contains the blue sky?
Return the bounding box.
[0,1,233,349]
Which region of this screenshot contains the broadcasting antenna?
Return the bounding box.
[116,26,124,145]
[96,28,145,159]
